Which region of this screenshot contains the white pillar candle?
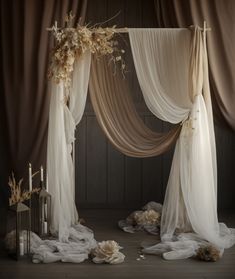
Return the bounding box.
[44,203,47,220]
[29,163,32,192]
[46,171,48,192]
[44,221,47,235]
[40,166,44,182]
[19,235,24,256]
[41,203,44,234]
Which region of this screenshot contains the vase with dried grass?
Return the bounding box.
[6,173,40,260]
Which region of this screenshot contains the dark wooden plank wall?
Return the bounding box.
[75,0,235,210]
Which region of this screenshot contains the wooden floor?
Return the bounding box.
[0,209,235,279]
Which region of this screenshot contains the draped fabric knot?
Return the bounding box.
[181,95,201,141]
[182,118,194,132]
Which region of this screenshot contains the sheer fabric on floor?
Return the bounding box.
[129,27,235,259]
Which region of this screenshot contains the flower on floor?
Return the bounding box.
[134,209,161,226]
[196,245,221,262]
[91,240,125,264]
[118,202,162,235]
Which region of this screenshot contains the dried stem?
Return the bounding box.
[8,172,40,206]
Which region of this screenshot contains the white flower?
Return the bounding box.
[92,240,125,264]
[67,55,75,65]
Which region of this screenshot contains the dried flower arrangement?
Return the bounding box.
[8,172,40,206]
[134,209,161,226]
[196,245,221,262]
[119,202,162,235]
[48,12,126,88]
[91,240,125,264]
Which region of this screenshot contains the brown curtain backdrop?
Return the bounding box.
[0,0,87,235]
[154,0,235,131]
[89,55,181,158]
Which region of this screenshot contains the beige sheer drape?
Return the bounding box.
[89,56,181,158]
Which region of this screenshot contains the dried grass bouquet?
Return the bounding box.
[8,172,40,206]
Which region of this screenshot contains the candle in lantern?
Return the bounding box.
[44,203,47,220]
[46,171,48,192]
[40,166,44,182]
[19,235,24,256]
[29,163,32,192]
[44,221,47,235]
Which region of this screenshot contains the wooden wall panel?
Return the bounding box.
[75,117,87,205]
[142,116,163,204]
[141,0,158,27]
[125,0,143,103]
[162,123,175,195]
[215,126,235,209]
[125,156,142,204]
[74,0,235,210]
[107,146,125,204]
[86,116,107,203]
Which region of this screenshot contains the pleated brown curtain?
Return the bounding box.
[0,0,87,234]
[154,0,235,131]
[89,56,181,158]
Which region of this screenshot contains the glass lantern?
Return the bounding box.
[38,186,51,238]
[8,202,31,260]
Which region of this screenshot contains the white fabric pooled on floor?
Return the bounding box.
[142,233,224,260]
[32,224,96,263]
[11,224,97,264]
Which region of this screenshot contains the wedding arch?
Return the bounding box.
[46,20,235,259]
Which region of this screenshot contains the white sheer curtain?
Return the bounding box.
[69,51,91,200]
[47,50,91,241]
[130,29,192,123]
[129,28,235,259]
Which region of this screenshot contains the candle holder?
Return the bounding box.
[38,183,51,238]
[7,202,31,260]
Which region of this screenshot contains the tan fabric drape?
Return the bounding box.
[0,0,87,235]
[89,56,181,158]
[154,0,235,131]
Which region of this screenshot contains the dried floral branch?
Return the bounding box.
[8,172,40,206]
[196,245,221,262]
[48,12,126,88]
